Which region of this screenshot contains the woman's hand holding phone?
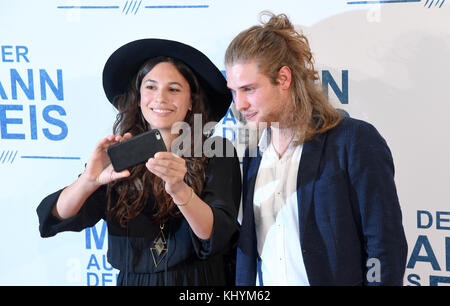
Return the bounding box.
[83,133,133,187]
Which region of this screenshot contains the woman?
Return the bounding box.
[36,39,241,286]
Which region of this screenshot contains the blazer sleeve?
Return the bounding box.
[346,120,408,285]
[190,137,241,259]
[37,185,107,238]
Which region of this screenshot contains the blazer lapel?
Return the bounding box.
[239,149,262,253]
[236,148,262,285]
[297,132,327,242]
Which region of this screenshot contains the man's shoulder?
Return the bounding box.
[325,116,389,157]
[328,116,382,140]
[335,116,376,130]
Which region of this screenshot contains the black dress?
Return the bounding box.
[36,141,241,286]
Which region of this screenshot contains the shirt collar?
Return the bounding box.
[258,127,271,153]
[258,127,301,154]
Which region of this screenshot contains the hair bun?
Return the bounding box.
[259,11,294,31]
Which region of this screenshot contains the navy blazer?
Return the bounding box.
[236,117,408,286]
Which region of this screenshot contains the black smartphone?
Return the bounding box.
[106,129,167,172]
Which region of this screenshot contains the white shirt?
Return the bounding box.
[253,127,310,286]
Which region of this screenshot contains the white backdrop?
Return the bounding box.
[0,0,449,286]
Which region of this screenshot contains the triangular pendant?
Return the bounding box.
[150,228,168,267]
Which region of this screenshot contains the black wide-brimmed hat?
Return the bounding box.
[102,38,231,122]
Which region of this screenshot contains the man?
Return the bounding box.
[225,12,408,286]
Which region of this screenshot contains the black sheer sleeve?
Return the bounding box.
[37,185,108,238]
[190,137,241,259]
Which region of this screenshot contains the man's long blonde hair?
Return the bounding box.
[225,11,342,143]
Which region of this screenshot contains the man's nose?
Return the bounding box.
[233,92,249,112]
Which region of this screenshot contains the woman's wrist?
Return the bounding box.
[174,187,194,207]
[171,183,194,207]
[79,172,102,192]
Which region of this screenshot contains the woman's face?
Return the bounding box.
[139,61,192,132]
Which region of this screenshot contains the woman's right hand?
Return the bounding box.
[82,133,132,187]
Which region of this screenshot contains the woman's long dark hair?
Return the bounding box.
[106,56,211,227]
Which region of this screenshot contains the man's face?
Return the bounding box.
[226,60,291,129]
